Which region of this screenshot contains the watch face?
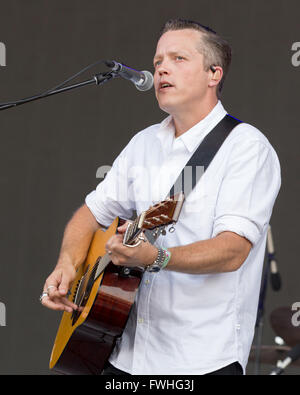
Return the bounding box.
[147,265,160,272]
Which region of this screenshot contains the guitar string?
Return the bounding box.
[74,200,175,300]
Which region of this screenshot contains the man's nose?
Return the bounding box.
[157,60,170,75]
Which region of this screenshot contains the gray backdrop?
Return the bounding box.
[0,0,299,375]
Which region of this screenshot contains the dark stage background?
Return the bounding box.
[0,0,299,375]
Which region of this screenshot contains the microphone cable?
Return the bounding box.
[0,59,108,109]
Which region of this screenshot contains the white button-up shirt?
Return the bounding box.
[85,101,281,375]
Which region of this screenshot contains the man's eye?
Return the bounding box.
[154,61,161,67]
[176,56,184,61]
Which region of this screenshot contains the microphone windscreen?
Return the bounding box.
[136,71,154,92]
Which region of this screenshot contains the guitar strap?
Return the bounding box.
[143,114,242,245]
[133,114,242,244]
[168,114,242,200]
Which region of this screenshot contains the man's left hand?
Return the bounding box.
[105,222,158,268]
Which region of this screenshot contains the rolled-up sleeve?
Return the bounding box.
[85,144,136,227]
[212,138,281,245]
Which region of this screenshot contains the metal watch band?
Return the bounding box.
[146,248,167,272]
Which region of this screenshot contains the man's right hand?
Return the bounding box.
[41,263,78,313]
[40,204,101,313]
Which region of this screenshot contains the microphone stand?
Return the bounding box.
[253,250,270,375]
[0,71,117,111]
[253,225,280,375]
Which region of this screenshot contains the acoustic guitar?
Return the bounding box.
[49,193,184,374]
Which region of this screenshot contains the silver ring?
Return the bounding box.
[107,250,112,255]
[39,292,48,302]
[47,285,56,292]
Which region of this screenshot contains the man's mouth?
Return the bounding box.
[159,82,174,91]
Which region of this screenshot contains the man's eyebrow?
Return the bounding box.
[153,50,190,63]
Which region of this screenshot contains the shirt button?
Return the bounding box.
[145,279,150,284]
[138,318,144,324]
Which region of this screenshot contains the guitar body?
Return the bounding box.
[49,217,143,375]
[49,193,184,375]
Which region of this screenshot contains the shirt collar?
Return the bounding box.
[157,101,228,153]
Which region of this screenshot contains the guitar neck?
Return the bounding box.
[93,194,185,281]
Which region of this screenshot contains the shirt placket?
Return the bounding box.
[132,136,190,374]
[131,271,157,374]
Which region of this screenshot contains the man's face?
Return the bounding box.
[153,29,211,115]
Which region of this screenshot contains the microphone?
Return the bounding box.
[270,344,300,375]
[105,60,153,91]
[267,225,281,291]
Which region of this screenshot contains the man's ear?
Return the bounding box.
[208,66,223,88]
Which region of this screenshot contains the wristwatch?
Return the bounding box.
[146,248,170,272]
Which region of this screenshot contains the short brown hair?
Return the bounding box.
[159,19,232,98]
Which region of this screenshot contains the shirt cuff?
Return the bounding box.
[212,215,263,246]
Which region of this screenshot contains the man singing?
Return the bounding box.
[41,19,281,375]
